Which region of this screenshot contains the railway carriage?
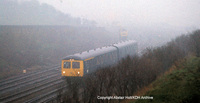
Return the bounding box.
[61,40,137,77]
[113,40,138,60]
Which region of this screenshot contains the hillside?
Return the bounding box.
[58,30,200,102]
[0,0,96,26]
[134,57,200,103]
[0,25,116,79]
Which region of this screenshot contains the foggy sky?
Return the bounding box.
[1,0,200,33]
[36,0,200,28]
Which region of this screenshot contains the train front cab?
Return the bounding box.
[61,59,84,77]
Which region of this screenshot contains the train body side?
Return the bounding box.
[113,40,137,60]
[83,49,118,75]
[62,46,117,76]
[61,40,138,77]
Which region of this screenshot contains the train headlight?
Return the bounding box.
[78,72,80,74]
[63,71,65,74]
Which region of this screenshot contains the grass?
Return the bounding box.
[131,57,200,103]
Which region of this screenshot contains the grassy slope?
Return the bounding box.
[132,57,200,103]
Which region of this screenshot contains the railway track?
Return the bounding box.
[0,65,59,88]
[0,64,67,103]
[1,79,63,103]
[0,73,60,98]
[0,70,57,94]
[24,85,67,103]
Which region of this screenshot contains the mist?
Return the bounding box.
[0,0,199,70]
[1,0,200,28]
[0,0,200,102]
[1,0,199,48]
[37,0,200,28]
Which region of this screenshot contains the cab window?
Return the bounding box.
[72,62,80,69]
[63,62,70,69]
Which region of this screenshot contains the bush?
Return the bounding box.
[59,30,200,102]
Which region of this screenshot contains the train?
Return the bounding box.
[61,40,138,77]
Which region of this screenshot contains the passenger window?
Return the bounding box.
[72,62,80,69]
[63,62,70,69]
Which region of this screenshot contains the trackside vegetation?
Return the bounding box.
[57,30,200,103]
[134,57,200,103]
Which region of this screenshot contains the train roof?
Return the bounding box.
[63,40,137,61]
[63,46,117,60]
[113,40,137,49]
